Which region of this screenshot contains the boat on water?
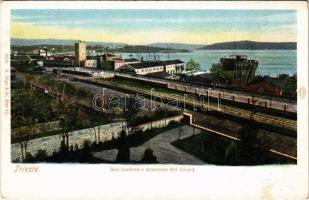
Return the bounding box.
[220,55,259,87]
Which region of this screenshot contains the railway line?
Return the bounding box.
[114,71,297,113]
[70,75,297,132]
[50,67,297,113]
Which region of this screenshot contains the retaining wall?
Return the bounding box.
[11,114,183,161]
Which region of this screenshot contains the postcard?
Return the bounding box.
[0,1,308,199]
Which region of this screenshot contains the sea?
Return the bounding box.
[119,50,296,77]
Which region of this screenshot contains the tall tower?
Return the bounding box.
[75,41,86,67]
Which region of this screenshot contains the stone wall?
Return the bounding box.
[11,122,123,161]
[11,114,183,161]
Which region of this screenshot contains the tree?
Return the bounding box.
[99,61,114,71]
[88,110,101,144]
[11,86,52,160]
[80,140,92,162]
[122,95,139,129]
[186,58,200,72]
[50,95,76,150]
[141,148,158,163]
[116,130,130,162]
[210,63,226,86]
[35,149,48,162]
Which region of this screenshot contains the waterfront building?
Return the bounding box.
[246,78,283,96]
[161,60,185,74]
[75,41,86,67]
[119,61,164,75]
[246,75,296,96]
[114,58,140,70]
[117,59,185,76]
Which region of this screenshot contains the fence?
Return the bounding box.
[167,83,295,113]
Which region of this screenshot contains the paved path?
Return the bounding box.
[93,125,205,164]
[130,125,204,164]
[93,149,118,162]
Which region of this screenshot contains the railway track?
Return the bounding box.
[73,76,297,132]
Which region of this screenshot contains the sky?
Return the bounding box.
[11,9,297,45]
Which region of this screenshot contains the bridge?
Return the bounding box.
[182,112,296,161]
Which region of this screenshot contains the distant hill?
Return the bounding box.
[11,38,126,48]
[199,41,296,50]
[114,45,190,53]
[11,39,190,53]
[11,40,190,54]
[149,43,204,50]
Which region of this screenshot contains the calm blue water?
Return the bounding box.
[119,50,296,77]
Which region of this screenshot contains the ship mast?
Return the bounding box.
[167,44,170,60]
[129,45,133,59]
[232,37,235,56]
[148,47,151,61]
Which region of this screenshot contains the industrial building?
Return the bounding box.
[44,56,75,67]
[117,59,185,76]
[119,61,164,75]
[75,41,86,67]
[114,58,140,70]
[32,49,51,57]
[98,54,122,63]
[162,60,185,74]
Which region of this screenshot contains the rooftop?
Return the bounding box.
[124,58,139,62]
[128,59,185,69]
[160,59,185,65]
[129,61,163,69]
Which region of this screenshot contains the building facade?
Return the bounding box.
[32,49,51,57]
[44,56,75,67]
[161,60,185,74]
[75,41,86,67]
[118,60,185,76]
[84,59,97,68]
[114,58,140,70]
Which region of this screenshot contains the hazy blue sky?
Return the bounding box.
[11,9,296,44]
